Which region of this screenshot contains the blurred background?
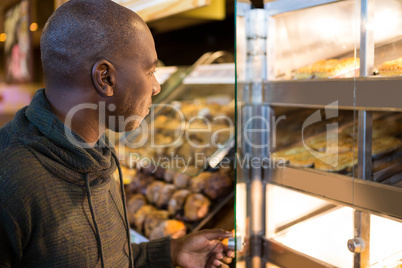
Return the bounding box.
[0,0,235,126]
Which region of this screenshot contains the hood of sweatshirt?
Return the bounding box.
[20,89,117,186]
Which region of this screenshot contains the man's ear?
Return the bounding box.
[91,60,116,97]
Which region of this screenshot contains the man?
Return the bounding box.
[0,0,234,267]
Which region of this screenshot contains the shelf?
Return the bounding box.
[258,77,402,111]
[270,166,402,220]
[264,0,343,16]
[112,0,211,22]
[265,238,337,268]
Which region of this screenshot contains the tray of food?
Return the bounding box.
[274,112,402,175]
[294,57,360,79]
[115,160,234,241]
[120,95,235,175]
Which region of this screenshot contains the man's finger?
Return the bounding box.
[226,250,235,258]
[210,260,230,268]
[221,256,233,264]
[220,262,230,268]
[202,229,233,240]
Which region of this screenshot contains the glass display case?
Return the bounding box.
[236,0,402,267]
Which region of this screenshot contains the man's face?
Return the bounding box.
[111,25,161,132]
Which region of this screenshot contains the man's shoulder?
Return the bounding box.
[0,142,46,205]
[0,107,32,152]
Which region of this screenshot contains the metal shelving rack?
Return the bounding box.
[236,0,402,267]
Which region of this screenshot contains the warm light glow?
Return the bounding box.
[266,185,354,267]
[0,33,6,42]
[236,183,247,238]
[274,206,354,268]
[29,23,38,32]
[370,215,402,267]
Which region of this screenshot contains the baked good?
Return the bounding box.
[128,174,155,195]
[184,193,211,222]
[163,168,176,183]
[149,220,187,240]
[126,194,147,226]
[153,115,169,128]
[295,58,359,79]
[342,120,402,138]
[294,64,314,79]
[287,152,315,168]
[114,166,137,184]
[190,172,212,193]
[204,172,233,200]
[155,184,176,209]
[314,152,357,172]
[306,134,354,154]
[173,171,191,189]
[145,181,166,204]
[184,166,201,177]
[176,143,194,165]
[168,189,190,216]
[371,136,401,158]
[378,57,402,76]
[133,205,157,232]
[143,210,169,237]
[275,146,307,159]
[314,57,359,78]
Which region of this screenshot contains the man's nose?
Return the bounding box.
[152,79,161,96]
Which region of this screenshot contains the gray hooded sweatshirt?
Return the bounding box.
[0,89,171,267]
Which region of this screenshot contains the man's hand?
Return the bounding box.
[170,229,235,268]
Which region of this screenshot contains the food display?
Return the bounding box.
[378,57,402,76]
[124,98,234,173]
[115,164,234,240]
[274,113,402,175]
[294,57,360,79]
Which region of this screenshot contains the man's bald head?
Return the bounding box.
[40,0,147,85]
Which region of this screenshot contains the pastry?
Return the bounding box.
[145,181,166,204]
[190,172,212,193]
[126,194,147,226]
[184,166,201,177]
[314,152,357,172]
[168,189,190,216]
[342,120,402,138]
[133,205,157,232]
[173,171,191,189]
[128,174,155,195]
[204,172,233,200]
[294,64,314,79]
[378,57,402,76]
[295,58,359,79]
[114,166,136,184]
[149,219,187,240]
[183,193,211,222]
[143,210,169,237]
[371,136,401,158]
[314,57,360,78]
[163,168,176,183]
[287,152,315,168]
[155,184,176,209]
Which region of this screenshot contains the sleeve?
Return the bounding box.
[131,237,172,268]
[0,206,22,268]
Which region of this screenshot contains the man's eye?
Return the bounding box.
[149,70,156,76]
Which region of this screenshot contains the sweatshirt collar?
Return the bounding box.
[25,89,116,179]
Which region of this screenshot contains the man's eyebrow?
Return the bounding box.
[147,59,158,69]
